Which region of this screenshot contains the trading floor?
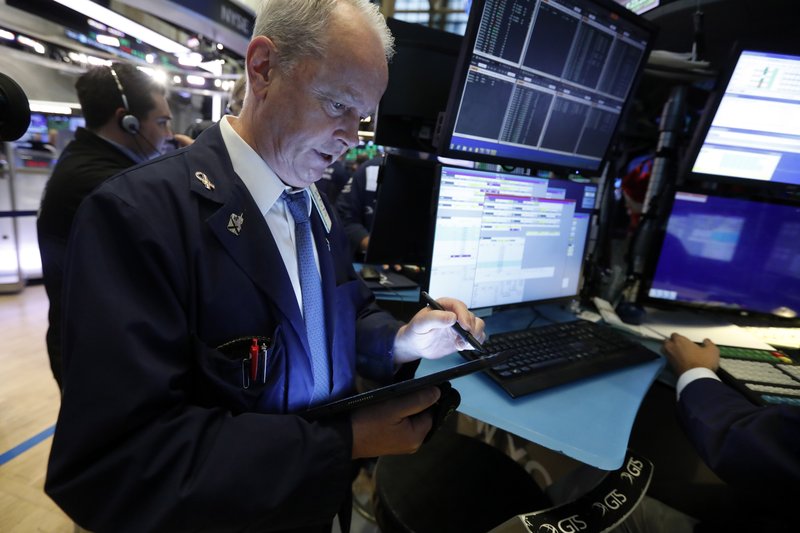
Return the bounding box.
[0,284,70,531]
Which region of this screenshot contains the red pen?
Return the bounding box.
[249,338,259,381]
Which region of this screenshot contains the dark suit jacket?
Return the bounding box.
[678,377,800,490]
[37,128,137,387]
[45,124,402,532]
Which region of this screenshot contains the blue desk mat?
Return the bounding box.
[417,305,666,470]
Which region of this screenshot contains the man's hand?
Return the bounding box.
[173,133,194,148]
[392,297,486,364]
[662,333,720,375]
[350,386,441,458]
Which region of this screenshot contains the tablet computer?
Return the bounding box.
[301,349,513,420]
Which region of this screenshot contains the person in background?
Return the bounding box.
[37,61,189,388]
[186,76,248,139]
[662,333,800,486]
[45,1,484,531]
[661,333,798,529]
[336,154,382,259]
[315,153,351,204]
[227,75,246,115]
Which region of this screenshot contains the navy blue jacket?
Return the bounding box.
[45,124,402,532]
[678,378,800,490]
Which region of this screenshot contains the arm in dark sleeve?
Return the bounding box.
[335,170,371,257]
[46,189,354,532]
[677,378,800,490]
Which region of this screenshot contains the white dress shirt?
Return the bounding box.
[218,116,320,316]
[675,367,721,401]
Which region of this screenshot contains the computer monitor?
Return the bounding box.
[365,153,438,266]
[681,45,800,188]
[642,190,800,321]
[373,18,463,154]
[613,0,659,16]
[425,165,598,309]
[437,0,656,173]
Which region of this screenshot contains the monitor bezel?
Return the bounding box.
[422,162,599,312]
[374,18,463,154]
[637,185,800,325]
[436,0,658,175]
[679,41,800,195]
[365,152,439,266]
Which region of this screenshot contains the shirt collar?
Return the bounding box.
[219,116,310,216]
[95,132,145,164]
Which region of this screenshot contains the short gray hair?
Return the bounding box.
[252,0,394,71]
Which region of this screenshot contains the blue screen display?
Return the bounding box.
[647,191,800,318]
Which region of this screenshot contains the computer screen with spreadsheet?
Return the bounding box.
[437,0,655,173]
[425,165,597,309]
[683,47,800,187]
[643,190,800,320]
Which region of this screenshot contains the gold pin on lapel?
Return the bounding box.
[195,171,215,190]
[227,212,244,236]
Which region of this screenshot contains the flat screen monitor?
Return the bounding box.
[425,165,598,309]
[365,153,438,265]
[373,18,463,154]
[438,0,656,173]
[613,0,659,16]
[642,190,800,320]
[682,46,800,188]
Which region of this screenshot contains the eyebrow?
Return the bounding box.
[316,88,375,118]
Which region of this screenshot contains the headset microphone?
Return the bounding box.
[108,66,140,135]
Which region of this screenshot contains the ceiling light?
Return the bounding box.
[178,52,204,67]
[29,100,81,114]
[0,29,15,40]
[186,75,205,86]
[52,0,190,55]
[145,53,155,64]
[199,59,224,77]
[17,35,46,54]
[173,75,182,84]
[96,34,120,47]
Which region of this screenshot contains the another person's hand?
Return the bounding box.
[358,235,369,254]
[350,386,441,458]
[392,297,485,364]
[662,333,720,375]
[173,133,194,148]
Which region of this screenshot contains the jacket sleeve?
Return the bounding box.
[335,171,371,258]
[677,378,800,490]
[46,186,355,533]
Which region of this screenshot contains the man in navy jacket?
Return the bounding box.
[663,334,800,489]
[45,1,484,531]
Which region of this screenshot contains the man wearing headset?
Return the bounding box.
[37,62,190,388]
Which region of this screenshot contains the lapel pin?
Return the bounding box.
[227,212,244,236]
[195,171,215,190]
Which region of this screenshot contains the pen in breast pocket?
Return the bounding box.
[420,291,484,352]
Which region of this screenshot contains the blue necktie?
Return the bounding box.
[282,190,330,403]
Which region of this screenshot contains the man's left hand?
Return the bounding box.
[392,297,485,364]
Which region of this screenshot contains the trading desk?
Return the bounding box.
[416,304,665,471]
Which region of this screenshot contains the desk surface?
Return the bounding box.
[417,305,665,470]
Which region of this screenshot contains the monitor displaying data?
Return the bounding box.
[644,191,800,319]
[426,165,597,309]
[685,48,800,186]
[438,0,655,172]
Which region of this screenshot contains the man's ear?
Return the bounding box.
[246,35,279,98]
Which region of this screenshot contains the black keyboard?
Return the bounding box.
[461,320,659,398]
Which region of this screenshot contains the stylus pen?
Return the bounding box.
[420,291,485,352]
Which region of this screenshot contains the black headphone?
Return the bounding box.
[108,66,140,135]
